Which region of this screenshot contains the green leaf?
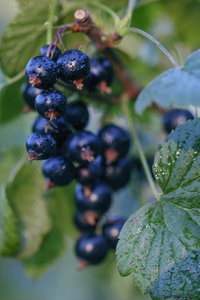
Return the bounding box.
[116,118,200,296]
[0,77,25,124]
[0,144,76,276]
[5,159,51,258]
[22,224,65,278]
[0,112,36,150]
[149,251,200,300]
[22,182,76,278]
[0,0,52,77]
[135,49,200,114]
[0,186,20,256]
[0,147,24,256]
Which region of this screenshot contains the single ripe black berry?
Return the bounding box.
[25,56,59,89]
[64,100,89,130]
[26,132,56,162]
[74,212,97,232]
[102,215,126,249]
[57,50,90,83]
[21,82,41,110]
[84,56,113,91]
[163,109,194,134]
[35,88,67,120]
[40,44,61,62]
[42,155,76,187]
[75,232,108,266]
[75,181,112,215]
[98,124,130,164]
[64,130,101,163]
[76,156,104,185]
[103,158,131,190]
[32,116,71,145]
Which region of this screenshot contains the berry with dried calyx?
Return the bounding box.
[25,56,59,89]
[57,50,90,86]
[64,130,101,163]
[26,132,56,162]
[98,124,130,164]
[42,155,76,188]
[35,88,67,121]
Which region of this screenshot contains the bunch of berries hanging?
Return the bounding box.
[23,20,132,267]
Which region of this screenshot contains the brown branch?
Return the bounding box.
[54,10,166,114]
[73,10,141,99]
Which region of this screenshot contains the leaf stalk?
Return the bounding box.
[128,27,180,69]
[121,94,160,200]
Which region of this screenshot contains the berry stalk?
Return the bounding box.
[121,94,161,201]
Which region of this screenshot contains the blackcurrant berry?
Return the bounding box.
[42,155,76,187]
[98,124,130,164]
[103,158,131,190]
[64,130,101,163]
[40,44,61,62]
[26,132,56,162]
[64,100,89,130]
[102,216,126,249]
[75,232,108,266]
[21,82,41,110]
[25,56,59,89]
[76,156,104,185]
[35,88,67,120]
[163,109,194,134]
[32,116,71,145]
[84,56,113,91]
[57,50,90,83]
[75,181,112,215]
[74,212,97,232]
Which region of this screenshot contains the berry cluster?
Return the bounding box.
[23,43,129,268]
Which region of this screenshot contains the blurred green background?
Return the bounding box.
[0,0,200,299]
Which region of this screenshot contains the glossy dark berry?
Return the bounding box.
[75,232,108,265]
[84,56,113,91]
[76,156,104,185]
[42,155,76,186]
[26,132,56,162]
[21,83,41,110]
[103,158,131,190]
[163,109,194,134]
[98,124,130,164]
[57,50,90,82]
[64,100,89,130]
[75,181,112,215]
[32,116,71,145]
[65,130,101,163]
[40,44,61,61]
[35,88,67,120]
[25,56,59,89]
[102,216,126,249]
[74,212,97,232]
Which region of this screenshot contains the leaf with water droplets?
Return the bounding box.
[135,49,200,114]
[149,251,200,299]
[116,118,200,297]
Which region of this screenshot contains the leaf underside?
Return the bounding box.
[135,49,200,114]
